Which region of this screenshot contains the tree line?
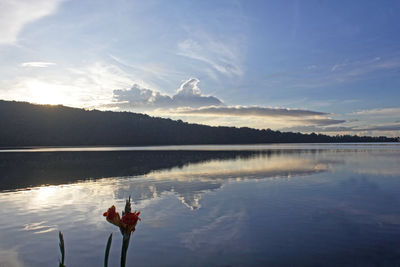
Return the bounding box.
[0,100,398,147]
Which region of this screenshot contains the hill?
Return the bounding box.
[0,100,397,147]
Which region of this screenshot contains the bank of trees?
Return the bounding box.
[0,100,397,147]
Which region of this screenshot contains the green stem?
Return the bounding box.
[104,233,112,267]
[120,233,131,267]
[59,231,66,267]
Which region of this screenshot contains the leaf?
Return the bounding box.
[59,231,66,267]
[104,233,113,267]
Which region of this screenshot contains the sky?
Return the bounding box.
[0,0,399,136]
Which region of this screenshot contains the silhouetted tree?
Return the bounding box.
[0,100,397,147]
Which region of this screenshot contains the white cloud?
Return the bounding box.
[176,78,202,96]
[20,61,56,68]
[113,84,173,108]
[1,62,135,108]
[107,78,349,131]
[0,0,64,45]
[111,78,223,110]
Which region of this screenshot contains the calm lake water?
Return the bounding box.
[0,143,400,266]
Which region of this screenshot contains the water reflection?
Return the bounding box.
[0,150,332,211]
[0,248,24,267]
[0,145,400,266]
[0,149,330,191]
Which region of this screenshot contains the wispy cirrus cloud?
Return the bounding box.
[352,107,400,117]
[0,0,64,45]
[20,62,56,68]
[109,54,184,85]
[356,123,400,132]
[263,56,400,90]
[177,32,244,78]
[334,56,400,79]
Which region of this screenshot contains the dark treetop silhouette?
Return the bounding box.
[0,100,397,147]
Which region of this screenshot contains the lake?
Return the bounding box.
[0,143,400,266]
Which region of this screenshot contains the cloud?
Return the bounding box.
[264,56,400,90]
[328,57,400,82]
[2,62,135,108]
[281,123,400,133]
[175,106,328,117]
[152,103,346,131]
[298,118,346,126]
[353,107,400,117]
[356,123,400,131]
[106,78,349,131]
[112,78,223,109]
[0,0,64,45]
[177,33,244,78]
[331,63,347,72]
[109,54,184,84]
[281,125,356,133]
[113,85,173,108]
[21,62,56,68]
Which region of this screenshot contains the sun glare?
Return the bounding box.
[26,80,71,105]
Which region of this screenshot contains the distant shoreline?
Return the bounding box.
[1,142,399,153]
[1,100,398,147]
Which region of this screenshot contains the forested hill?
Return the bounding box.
[0,100,398,147]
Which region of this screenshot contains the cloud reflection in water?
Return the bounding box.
[1,146,399,266]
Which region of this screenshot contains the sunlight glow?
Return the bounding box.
[35,185,60,202]
[26,80,71,105]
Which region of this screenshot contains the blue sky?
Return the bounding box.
[1,0,399,136]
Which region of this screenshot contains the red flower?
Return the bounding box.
[103,205,117,220]
[103,205,121,227]
[121,211,141,232]
[103,199,141,234]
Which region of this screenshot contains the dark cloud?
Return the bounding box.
[299,118,346,126]
[176,106,328,117]
[112,78,222,109]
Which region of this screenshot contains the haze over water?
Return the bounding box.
[0,144,400,266]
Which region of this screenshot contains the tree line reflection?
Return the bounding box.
[0,149,329,191]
